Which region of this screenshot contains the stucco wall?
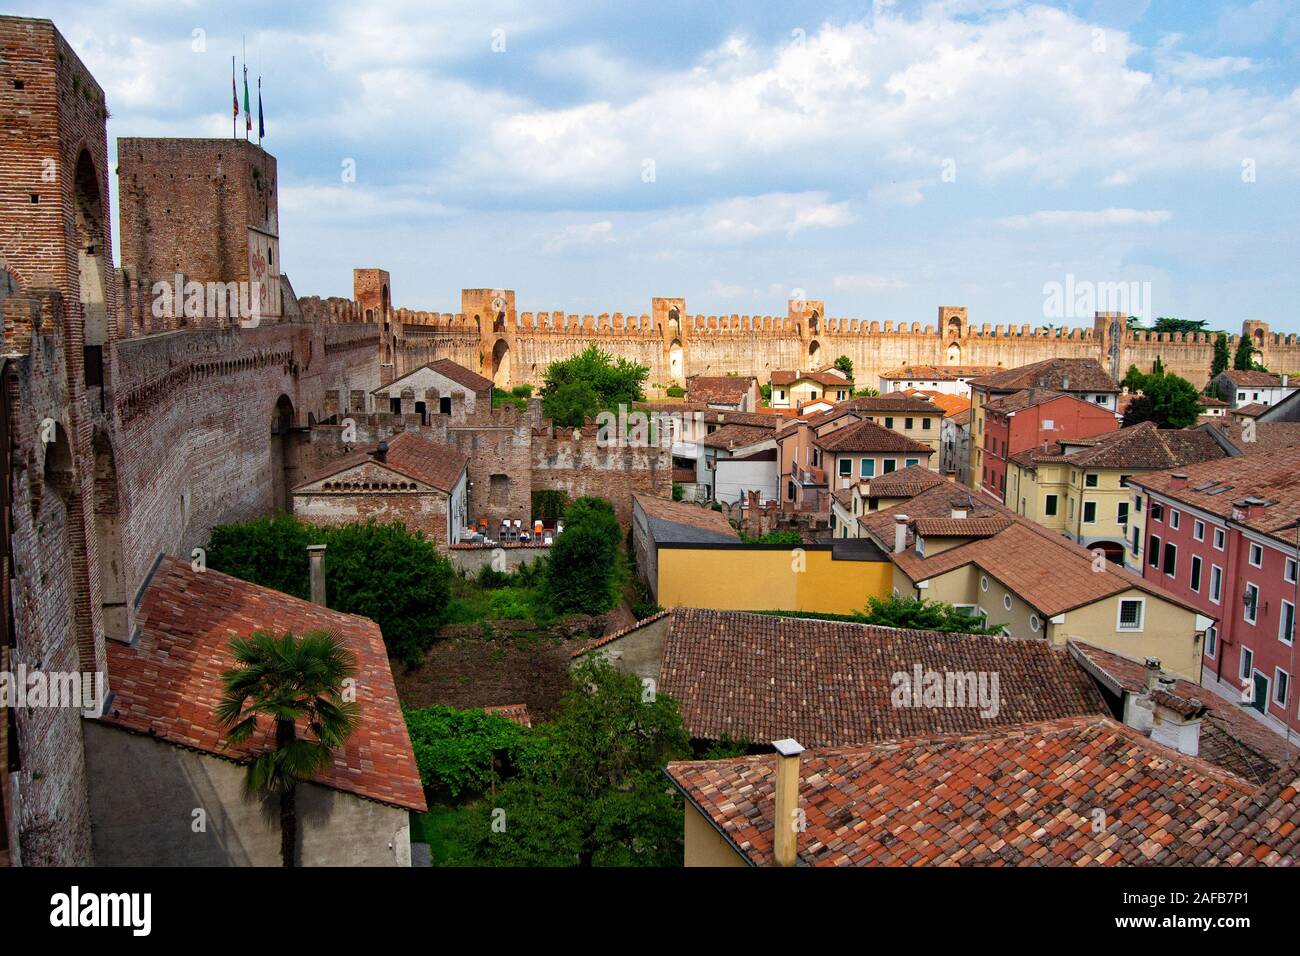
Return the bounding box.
[683,802,747,867]
[658,546,892,614]
[84,721,412,866]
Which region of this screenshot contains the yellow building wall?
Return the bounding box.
[683,803,748,867]
[1052,589,1204,680]
[658,547,893,614]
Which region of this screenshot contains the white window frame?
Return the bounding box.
[980,575,989,592]
[1190,554,1202,593]
[1003,594,1013,611]
[1213,528,1225,551]
[1169,510,1180,530]
[1193,520,1205,542]
[1205,624,1218,661]
[1249,543,1264,568]
[1287,558,1298,585]
[1244,582,1260,625]
[1029,614,1041,632]
[1274,668,1290,707]
[1117,597,1145,632]
[1282,600,1295,647]
[1210,564,1223,604]
[1240,646,1254,682]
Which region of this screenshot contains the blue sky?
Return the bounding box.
[27,0,1300,330]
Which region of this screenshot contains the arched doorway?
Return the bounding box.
[92,431,128,641]
[491,338,510,389]
[75,150,108,387]
[668,339,684,381]
[1090,541,1125,565]
[946,342,962,364]
[270,395,300,512]
[808,340,821,363]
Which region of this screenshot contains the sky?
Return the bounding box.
[25,0,1300,331]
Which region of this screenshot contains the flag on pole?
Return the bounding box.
[231,56,238,137]
[258,77,265,141]
[243,64,252,136]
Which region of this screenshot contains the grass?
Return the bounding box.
[410,804,474,866]
[441,566,555,628]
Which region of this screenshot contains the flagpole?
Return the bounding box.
[231,55,236,139]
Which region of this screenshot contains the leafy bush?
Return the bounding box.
[541,344,649,427]
[543,497,621,614]
[207,516,453,665]
[403,705,528,797]
[860,594,1005,634]
[738,529,801,545]
[665,385,686,398]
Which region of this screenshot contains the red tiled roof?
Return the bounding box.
[1126,443,1300,547]
[686,375,756,405]
[295,430,469,493]
[651,608,1106,747]
[903,389,970,417]
[376,358,493,395]
[982,387,1070,414]
[666,716,1257,866]
[701,424,773,449]
[102,557,427,812]
[1198,754,1300,865]
[632,493,740,538]
[861,484,1204,617]
[1201,421,1300,454]
[881,365,1000,381]
[1235,402,1268,417]
[1008,421,1225,472]
[570,609,673,658]
[861,464,947,499]
[1222,369,1283,388]
[1068,641,1291,784]
[913,516,1012,538]
[813,419,933,454]
[770,369,848,388]
[969,358,1118,394]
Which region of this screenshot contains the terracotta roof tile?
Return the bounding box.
[902,389,971,417]
[101,557,426,812]
[376,358,493,395]
[296,430,468,493]
[667,716,1257,866]
[880,365,1001,381]
[969,358,1118,394]
[701,424,773,449]
[686,375,757,405]
[1222,370,1284,388]
[913,516,1012,537]
[1009,421,1225,472]
[770,369,849,388]
[653,608,1106,748]
[861,464,948,498]
[813,418,933,454]
[632,494,739,538]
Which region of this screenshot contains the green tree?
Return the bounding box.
[1211,333,1231,379]
[216,631,361,867]
[207,516,454,666]
[404,705,528,797]
[541,345,649,427]
[449,659,691,866]
[859,594,1004,634]
[1234,334,1257,371]
[852,385,880,397]
[1152,355,1165,376]
[544,496,622,614]
[1152,317,1207,335]
[1120,364,1148,392]
[833,355,854,381]
[1121,372,1201,429]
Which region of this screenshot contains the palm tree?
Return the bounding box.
[216,630,361,867]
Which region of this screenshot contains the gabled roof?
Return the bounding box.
[294,430,469,493]
[666,716,1255,866]
[686,375,757,405]
[1068,641,1292,784]
[860,463,947,499]
[1235,402,1269,418]
[1126,443,1300,546]
[1008,421,1225,472]
[813,418,933,454]
[701,423,773,450]
[647,608,1105,748]
[101,557,426,812]
[860,483,1204,618]
[770,369,848,388]
[1200,420,1300,455]
[968,358,1118,394]
[913,516,1012,538]
[372,358,493,395]
[1221,369,1284,388]
[633,494,739,542]
[902,389,970,417]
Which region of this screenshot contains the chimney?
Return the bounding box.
[893,514,909,553]
[772,738,804,867]
[1169,472,1188,491]
[307,545,327,606]
[1143,657,1161,692]
[1283,374,1290,388]
[374,439,389,463]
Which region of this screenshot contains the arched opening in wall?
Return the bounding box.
[493,311,507,333]
[946,342,962,365]
[809,310,820,334]
[42,422,75,501]
[491,338,510,389]
[668,307,681,338]
[668,339,684,381]
[269,395,301,513]
[1253,328,1265,346]
[92,431,128,642]
[808,340,821,362]
[75,149,108,391]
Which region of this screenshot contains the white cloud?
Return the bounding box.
[997,208,1172,228]
[543,220,615,254]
